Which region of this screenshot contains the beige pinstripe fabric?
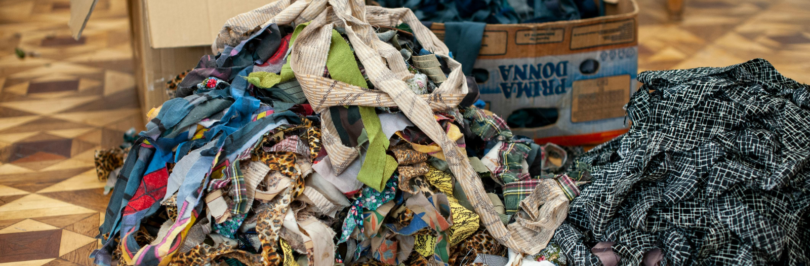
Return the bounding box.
[319,110,359,175]
[213,0,566,255]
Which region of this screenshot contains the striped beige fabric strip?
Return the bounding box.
[243,161,271,214]
[213,0,292,51]
[213,0,566,255]
[297,76,464,113]
[319,110,359,175]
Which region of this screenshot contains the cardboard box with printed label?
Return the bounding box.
[430,0,638,146]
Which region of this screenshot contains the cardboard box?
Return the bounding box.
[70,0,272,118]
[430,0,638,146]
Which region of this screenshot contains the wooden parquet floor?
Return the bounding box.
[637,0,810,84]
[0,0,806,265]
[0,0,142,265]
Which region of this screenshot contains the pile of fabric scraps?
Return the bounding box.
[92,18,584,266]
[551,59,810,265]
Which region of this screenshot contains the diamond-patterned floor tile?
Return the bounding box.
[32,213,97,229]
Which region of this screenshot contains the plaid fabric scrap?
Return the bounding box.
[223,160,247,215]
[464,106,512,141]
[495,142,532,184]
[503,179,543,215]
[555,174,580,201]
[205,160,247,216]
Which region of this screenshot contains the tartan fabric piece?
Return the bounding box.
[463,106,512,141]
[224,160,247,215]
[503,179,542,215]
[492,141,532,184]
[556,59,810,266]
[555,174,580,201]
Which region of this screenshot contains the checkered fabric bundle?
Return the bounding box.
[553,59,810,265]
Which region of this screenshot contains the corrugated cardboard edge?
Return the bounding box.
[69,0,99,39]
[430,0,639,59]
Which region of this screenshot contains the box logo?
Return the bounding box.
[496,61,568,99]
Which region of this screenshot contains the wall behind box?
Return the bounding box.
[431,0,639,146]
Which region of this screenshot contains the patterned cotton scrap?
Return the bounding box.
[503,179,543,215]
[482,141,532,184]
[405,73,430,95]
[168,243,262,266]
[338,177,398,243]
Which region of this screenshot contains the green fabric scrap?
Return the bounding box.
[452,180,474,211]
[428,156,449,172]
[396,23,413,34]
[383,155,398,184]
[326,29,368,89]
[320,26,388,191]
[356,107,395,191]
[273,101,295,113]
[247,71,288,89]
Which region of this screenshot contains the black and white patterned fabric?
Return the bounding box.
[553,59,810,266]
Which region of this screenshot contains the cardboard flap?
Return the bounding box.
[144,0,271,48]
[69,0,98,39]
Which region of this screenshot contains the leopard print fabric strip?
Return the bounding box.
[94,148,126,181]
[391,146,429,165]
[274,117,322,161]
[397,162,429,179]
[251,149,305,266]
[168,243,262,266]
[162,194,178,221]
[448,229,507,266]
[165,70,190,99]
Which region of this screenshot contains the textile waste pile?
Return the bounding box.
[88,0,810,264]
[90,0,581,265]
